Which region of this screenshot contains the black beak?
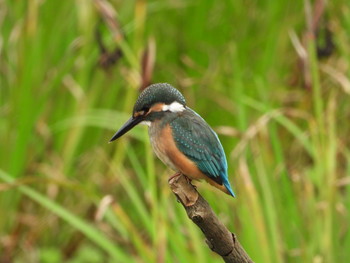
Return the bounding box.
[109,116,144,142]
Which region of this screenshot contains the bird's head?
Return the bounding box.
[109,83,186,142]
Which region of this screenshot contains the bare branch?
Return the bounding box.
[169,174,254,263]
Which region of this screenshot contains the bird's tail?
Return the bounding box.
[223,180,235,197]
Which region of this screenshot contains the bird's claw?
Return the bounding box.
[168,172,182,182]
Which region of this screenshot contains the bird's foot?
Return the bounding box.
[184,175,193,186]
[168,173,195,187]
[168,172,182,182]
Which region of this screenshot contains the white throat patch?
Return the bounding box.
[162,101,185,113]
[140,121,151,127]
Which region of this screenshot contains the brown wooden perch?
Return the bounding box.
[169,174,254,263]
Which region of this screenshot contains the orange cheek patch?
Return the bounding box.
[149,103,165,113]
[133,111,144,118]
[134,103,165,118]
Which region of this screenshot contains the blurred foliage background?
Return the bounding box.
[1,0,350,262]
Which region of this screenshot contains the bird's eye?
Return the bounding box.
[141,107,150,115]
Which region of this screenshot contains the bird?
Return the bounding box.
[109,83,235,197]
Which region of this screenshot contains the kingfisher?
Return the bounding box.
[109,83,235,197]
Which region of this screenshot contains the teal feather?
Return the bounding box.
[170,108,235,196]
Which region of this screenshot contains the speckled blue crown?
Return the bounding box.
[133,83,186,113]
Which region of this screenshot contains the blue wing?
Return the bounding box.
[170,108,235,196]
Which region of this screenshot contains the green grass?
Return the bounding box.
[1,0,350,262]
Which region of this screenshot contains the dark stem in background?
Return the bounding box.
[169,174,254,263]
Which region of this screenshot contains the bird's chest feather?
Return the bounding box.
[149,121,178,171]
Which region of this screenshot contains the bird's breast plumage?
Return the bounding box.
[149,119,178,172]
